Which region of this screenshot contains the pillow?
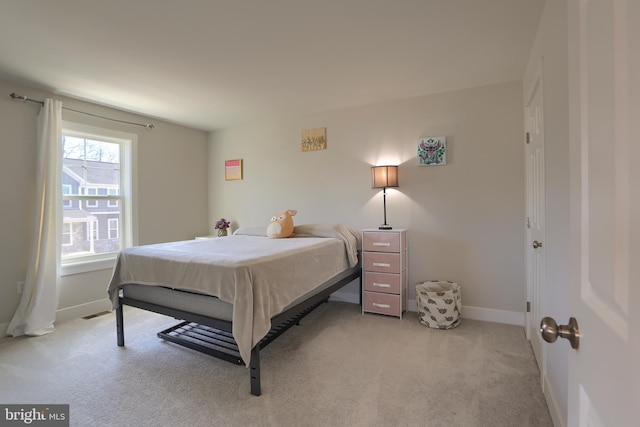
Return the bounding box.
[233,226,267,236]
[266,209,297,238]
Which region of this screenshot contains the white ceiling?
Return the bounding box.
[0,0,545,131]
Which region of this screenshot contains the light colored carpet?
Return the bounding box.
[0,302,553,427]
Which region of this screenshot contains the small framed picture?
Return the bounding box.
[418,136,446,166]
[225,159,243,180]
[301,127,327,152]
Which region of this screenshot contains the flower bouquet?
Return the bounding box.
[214,218,231,237]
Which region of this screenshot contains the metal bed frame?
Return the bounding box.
[115,269,361,396]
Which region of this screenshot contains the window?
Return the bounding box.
[84,187,98,207]
[62,223,72,246]
[107,188,119,207]
[60,122,136,275]
[62,185,72,208]
[108,218,119,239]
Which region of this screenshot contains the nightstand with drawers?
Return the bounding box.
[362,229,407,318]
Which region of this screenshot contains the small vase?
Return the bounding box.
[217,228,227,237]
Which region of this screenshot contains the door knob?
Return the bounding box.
[532,240,543,249]
[540,317,580,349]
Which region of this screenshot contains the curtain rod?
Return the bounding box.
[9,92,155,129]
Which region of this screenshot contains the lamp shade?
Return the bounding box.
[371,165,399,189]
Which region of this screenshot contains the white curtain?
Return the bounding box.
[7,99,62,337]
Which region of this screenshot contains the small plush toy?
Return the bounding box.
[266,209,297,238]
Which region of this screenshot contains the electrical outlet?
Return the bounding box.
[17,281,25,295]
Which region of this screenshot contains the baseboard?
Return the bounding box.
[7,295,525,335]
[2,299,112,335]
[330,293,524,327]
[408,298,524,326]
[543,371,566,427]
[55,298,112,324]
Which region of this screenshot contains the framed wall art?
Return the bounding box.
[301,127,326,152]
[224,159,243,180]
[417,136,446,166]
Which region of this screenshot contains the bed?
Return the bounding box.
[107,223,361,395]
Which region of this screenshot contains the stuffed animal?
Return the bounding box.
[266,209,297,238]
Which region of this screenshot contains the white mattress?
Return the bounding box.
[121,265,360,322]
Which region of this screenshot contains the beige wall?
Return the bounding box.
[0,78,209,328]
[523,1,570,426]
[209,81,526,321]
[0,78,528,328]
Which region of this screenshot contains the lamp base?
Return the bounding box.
[378,224,393,230]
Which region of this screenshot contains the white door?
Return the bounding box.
[525,69,546,382]
[565,1,640,425]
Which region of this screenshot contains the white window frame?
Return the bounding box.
[62,222,73,246]
[107,188,119,207]
[84,187,98,207]
[60,122,137,276]
[62,184,72,208]
[108,218,119,240]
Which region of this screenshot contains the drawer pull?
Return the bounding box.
[373,303,391,309]
[373,283,391,288]
[372,262,391,268]
[372,242,391,247]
